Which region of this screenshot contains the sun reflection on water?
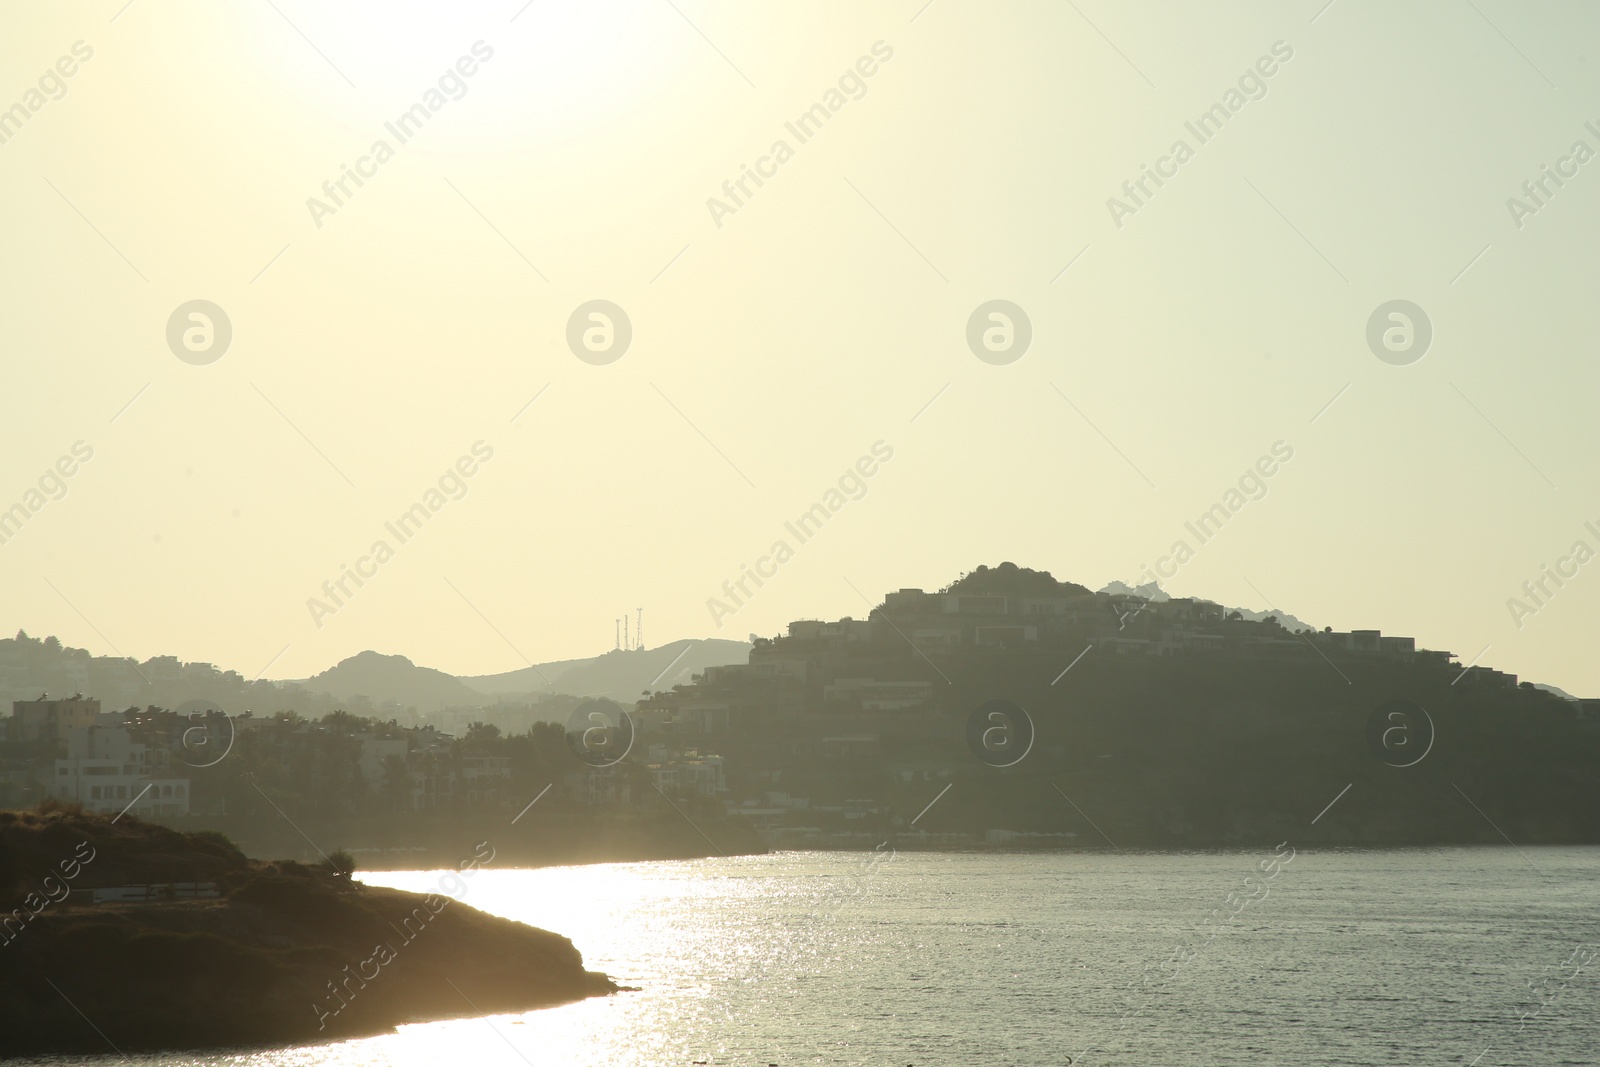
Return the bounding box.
[354,856,836,1067]
[59,849,1600,1067]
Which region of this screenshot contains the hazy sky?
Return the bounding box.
[3,1,1598,695]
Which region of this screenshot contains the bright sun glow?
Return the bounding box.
[223,1,690,141]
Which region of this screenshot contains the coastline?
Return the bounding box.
[0,809,617,1056]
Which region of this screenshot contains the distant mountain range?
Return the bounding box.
[298,639,752,709]
[1097,580,1317,634]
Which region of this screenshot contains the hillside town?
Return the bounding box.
[2,565,1595,851]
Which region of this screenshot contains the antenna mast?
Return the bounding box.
[636,608,643,651]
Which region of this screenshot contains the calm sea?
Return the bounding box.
[25,849,1600,1066]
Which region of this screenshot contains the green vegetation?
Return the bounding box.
[324,847,357,879]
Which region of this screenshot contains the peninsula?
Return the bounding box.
[0,806,617,1055]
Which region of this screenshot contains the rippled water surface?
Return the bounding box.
[32,848,1600,1066]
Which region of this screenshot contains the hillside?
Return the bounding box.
[300,650,489,710]
[943,562,1093,598]
[465,638,751,697]
[0,808,616,1054]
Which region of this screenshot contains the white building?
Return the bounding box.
[823,678,935,711]
[54,724,189,817]
[648,753,726,797]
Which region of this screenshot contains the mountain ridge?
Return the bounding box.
[290,638,755,709]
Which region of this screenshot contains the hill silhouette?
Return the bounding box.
[464,637,751,697]
[941,561,1093,598]
[301,651,487,710]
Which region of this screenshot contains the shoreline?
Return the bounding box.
[350,838,1598,875]
[0,809,617,1057]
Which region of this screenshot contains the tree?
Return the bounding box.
[324,848,357,879]
[380,753,412,809]
[465,721,501,743]
[940,561,1092,599]
[321,710,357,734]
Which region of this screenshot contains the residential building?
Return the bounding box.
[11,695,101,742]
[54,723,189,816]
[461,755,513,805]
[648,752,726,797]
[822,678,935,711]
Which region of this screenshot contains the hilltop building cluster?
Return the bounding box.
[0,565,1591,852]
